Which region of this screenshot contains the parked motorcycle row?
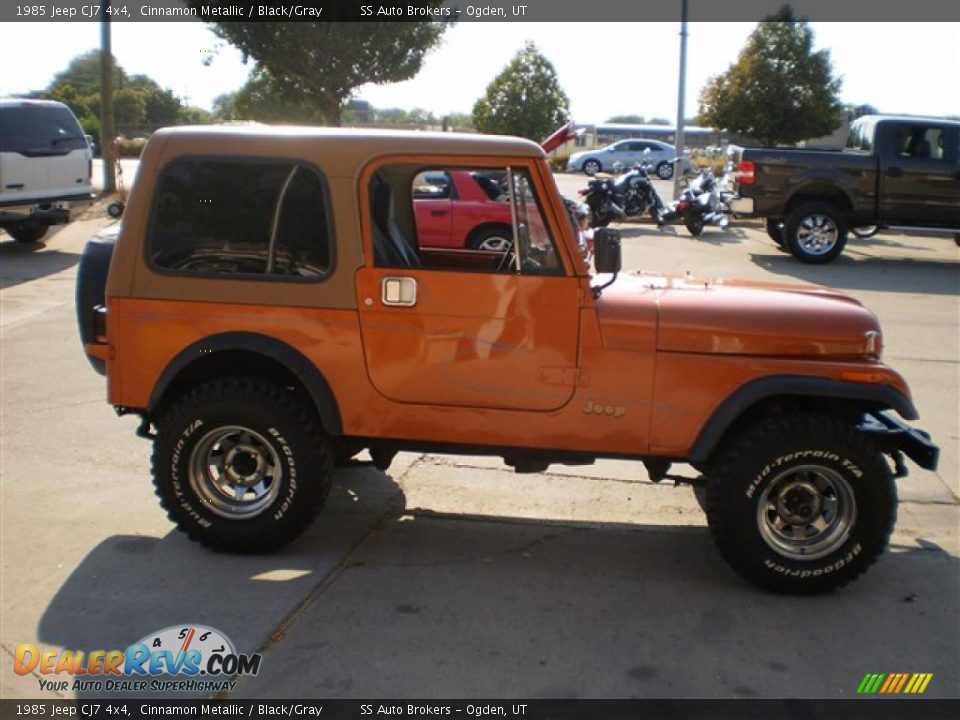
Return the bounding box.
[576,154,739,237]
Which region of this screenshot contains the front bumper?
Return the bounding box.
[862,411,939,476]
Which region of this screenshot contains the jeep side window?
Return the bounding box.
[148,158,333,280]
[393,164,562,275]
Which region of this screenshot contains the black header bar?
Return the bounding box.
[2,0,960,22]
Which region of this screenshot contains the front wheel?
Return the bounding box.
[852,225,879,239]
[152,378,334,553]
[784,202,848,263]
[704,414,896,594]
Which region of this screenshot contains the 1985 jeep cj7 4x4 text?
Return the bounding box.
[77,126,938,594]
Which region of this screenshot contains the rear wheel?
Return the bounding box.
[704,414,895,594]
[467,225,513,253]
[656,162,674,180]
[152,377,334,553]
[582,159,602,176]
[784,202,848,263]
[5,221,48,244]
[684,212,705,236]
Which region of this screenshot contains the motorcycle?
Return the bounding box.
[661,167,737,236]
[578,159,666,229]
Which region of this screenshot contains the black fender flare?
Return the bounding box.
[147,332,343,435]
[687,375,917,466]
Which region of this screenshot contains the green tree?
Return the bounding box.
[46,51,195,136]
[189,3,450,126]
[697,6,841,145]
[606,115,646,124]
[472,41,570,141]
[214,67,324,124]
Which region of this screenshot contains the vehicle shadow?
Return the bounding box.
[750,251,960,296]
[30,462,406,700]
[29,464,960,700]
[0,232,80,290]
[618,223,750,246]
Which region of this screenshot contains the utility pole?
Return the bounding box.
[673,0,688,200]
[100,0,116,193]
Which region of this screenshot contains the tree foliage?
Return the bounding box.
[697,6,842,145]
[189,4,450,126]
[45,49,203,137]
[472,41,570,141]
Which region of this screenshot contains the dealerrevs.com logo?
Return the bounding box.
[14,624,261,694]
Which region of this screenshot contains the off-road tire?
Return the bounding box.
[704,414,896,594]
[784,202,848,264]
[6,221,49,244]
[152,377,334,553]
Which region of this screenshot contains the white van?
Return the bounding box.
[0,98,93,243]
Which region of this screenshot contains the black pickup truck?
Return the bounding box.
[728,115,960,263]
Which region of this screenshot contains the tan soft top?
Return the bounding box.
[150,125,545,178]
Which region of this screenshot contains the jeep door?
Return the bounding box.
[356,158,582,412]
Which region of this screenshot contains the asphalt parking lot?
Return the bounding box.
[1,177,958,700]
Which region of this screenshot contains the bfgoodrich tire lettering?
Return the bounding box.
[153,377,334,552]
[705,414,896,594]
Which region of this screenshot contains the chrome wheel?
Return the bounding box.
[477,235,511,252]
[796,214,839,256]
[756,465,856,561]
[188,425,282,519]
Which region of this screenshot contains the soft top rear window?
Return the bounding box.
[0,105,87,153]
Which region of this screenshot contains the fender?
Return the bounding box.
[688,375,917,466]
[147,332,342,435]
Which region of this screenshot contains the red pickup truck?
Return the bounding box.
[413,169,514,252]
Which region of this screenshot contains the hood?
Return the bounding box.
[597,272,881,358]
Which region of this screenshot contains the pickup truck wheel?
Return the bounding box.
[784,203,848,263]
[851,225,879,239]
[704,414,895,594]
[468,225,513,253]
[765,219,785,247]
[582,159,602,176]
[6,221,49,244]
[152,377,334,553]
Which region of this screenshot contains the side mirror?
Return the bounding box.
[593,228,621,275]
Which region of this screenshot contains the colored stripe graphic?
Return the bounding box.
[857,672,932,694]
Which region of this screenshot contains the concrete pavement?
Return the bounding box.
[1,193,957,700]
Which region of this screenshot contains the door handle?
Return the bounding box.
[429,209,448,217]
[381,276,417,307]
[887,166,903,178]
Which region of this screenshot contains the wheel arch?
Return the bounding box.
[466,221,513,246]
[784,185,854,216]
[147,332,343,435]
[688,375,917,467]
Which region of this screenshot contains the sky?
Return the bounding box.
[0,21,958,123]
